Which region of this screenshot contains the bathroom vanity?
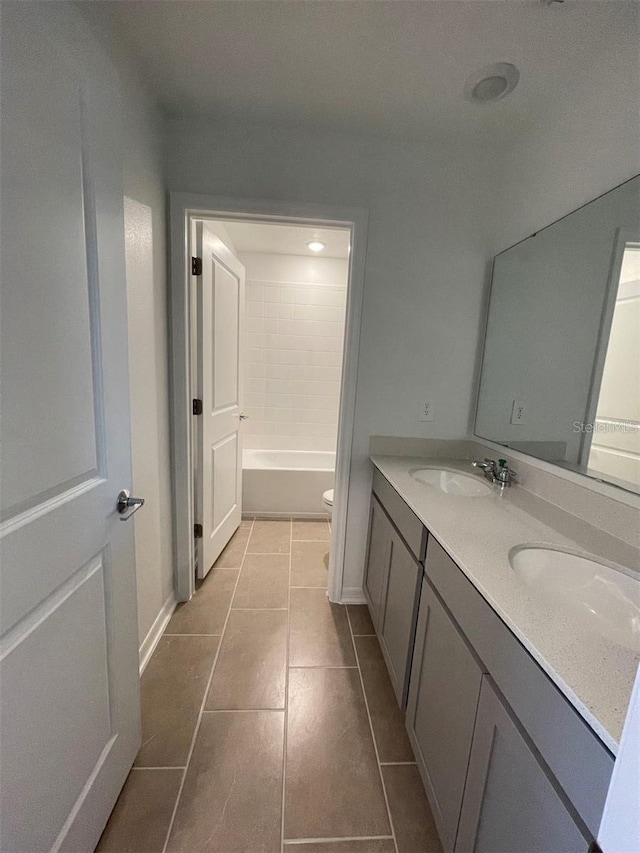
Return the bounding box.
[363,459,639,853]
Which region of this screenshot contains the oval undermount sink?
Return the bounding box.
[510,546,640,652]
[410,468,492,497]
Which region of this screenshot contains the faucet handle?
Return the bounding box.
[471,459,498,482]
[497,459,517,483]
[472,458,497,473]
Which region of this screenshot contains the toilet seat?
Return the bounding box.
[322,489,334,516]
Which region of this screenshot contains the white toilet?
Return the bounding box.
[322,489,334,518]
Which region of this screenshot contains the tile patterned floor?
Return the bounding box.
[96,519,442,853]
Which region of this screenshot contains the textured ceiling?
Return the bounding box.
[215,221,351,259]
[81,0,638,144]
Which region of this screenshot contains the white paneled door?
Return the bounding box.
[194,222,245,578]
[0,4,140,852]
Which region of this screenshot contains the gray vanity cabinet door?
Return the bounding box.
[363,495,393,629]
[406,577,485,853]
[378,529,421,707]
[455,676,589,853]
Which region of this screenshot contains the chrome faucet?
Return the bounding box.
[472,458,517,490]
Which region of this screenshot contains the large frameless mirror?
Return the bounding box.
[475,176,640,495]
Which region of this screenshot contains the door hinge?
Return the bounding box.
[191,256,202,276]
[194,523,203,539]
[192,398,203,415]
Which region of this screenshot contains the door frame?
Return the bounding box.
[578,227,636,471]
[169,192,368,603]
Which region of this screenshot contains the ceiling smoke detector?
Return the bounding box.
[464,63,520,105]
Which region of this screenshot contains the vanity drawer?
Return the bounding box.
[372,467,427,562]
[425,537,614,837]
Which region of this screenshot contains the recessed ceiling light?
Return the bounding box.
[306,240,326,252]
[464,63,520,105]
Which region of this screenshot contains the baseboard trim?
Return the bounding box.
[242,512,330,520]
[139,593,177,676]
[339,586,367,605]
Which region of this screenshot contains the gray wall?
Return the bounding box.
[163,118,502,593]
[83,0,640,608]
[79,4,175,652]
[121,83,174,650]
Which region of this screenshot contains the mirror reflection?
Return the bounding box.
[475,177,640,494]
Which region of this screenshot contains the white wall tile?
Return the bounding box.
[279,287,296,303]
[265,363,307,380]
[308,351,342,367]
[240,252,348,451]
[246,362,266,379]
[294,304,344,322]
[245,331,266,348]
[246,347,265,363]
[306,365,342,382]
[246,316,264,333]
[277,319,296,336]
[292,319,344,337]
[246,301,265,318]
[306,336,343,353]
[244,392,266,407]
[246,283,264,302]
[295,287,345,307]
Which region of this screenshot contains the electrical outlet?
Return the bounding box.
[510,400,526,424]
[419,401,435,422]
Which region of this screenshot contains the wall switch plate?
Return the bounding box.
[419,401,435,422]
[510,400,526,424]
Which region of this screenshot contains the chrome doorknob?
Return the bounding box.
[117,489,145,521]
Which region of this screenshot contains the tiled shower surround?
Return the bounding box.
[242,252,348,452]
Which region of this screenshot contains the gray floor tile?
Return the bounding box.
[233,553,289,609]
[289,588,355,667]
[285,842,395,852]
[347,604,376,635]
[291,540,330,587]
[206,609,287,710]
[355,636,415,763]
[135,635,220,767]
[166,569,238,635]
[291,519,331,541]
[96,769,182,852]
[166,711,284,852]
[247,519,292,554]
[382,764,443,853]
[284,667,390,840]
[213,527,250,568]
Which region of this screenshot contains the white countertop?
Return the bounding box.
[371,454,640,754]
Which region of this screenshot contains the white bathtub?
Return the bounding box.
[242,449,335,516]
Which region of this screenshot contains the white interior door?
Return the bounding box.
[0,4,140,851]
[195,222,245,578]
